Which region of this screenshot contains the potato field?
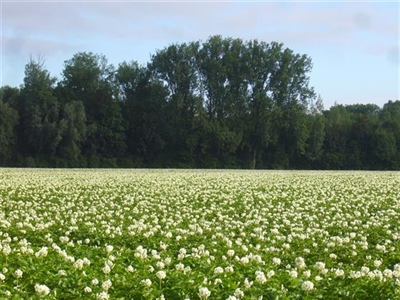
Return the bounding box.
[0,169,399,299]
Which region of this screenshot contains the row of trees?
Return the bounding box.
[1,36,399,169]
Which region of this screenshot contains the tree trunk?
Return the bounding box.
[251,147,257,169]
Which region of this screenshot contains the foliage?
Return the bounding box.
[0,169,399,299]
[0,36,399,169]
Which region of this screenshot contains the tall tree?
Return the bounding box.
[269,47,315,168]
[57,101,87,166]
[17,57,61,163]
[374,100,400,168]
[116,61,168,164]
[0,87,19,165]
[322,105,352,169]
[150,42,202,164]
[243,40,278,168]
[241,41,315,168]
[196,36,244,165]
[61,52,126,163]
[305,95,325,166]
[346,104,379,168]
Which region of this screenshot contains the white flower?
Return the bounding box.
[335,269,345,277]
[255,271,267,284]
[59,236,69,244]
[164,257,172,265]
[141,278,152,287]
[273,257,281,265]
[126,265,134,273]
[74,259,84,270]
[234,288,244,298]
[315,261,325,271]
[227,249,235,257]
[2,245,11,256]
[176,263,185,271]
[102,265,111,274]
[301,280,314,292]
[214,267,224,274]
[34,283,50,296]
[301,280,314,291]
[225,266,234,273]
[349,271,362,278]
[295,257,306,269]
[92,278,99,286]
[394,264,400,273]
[35,247,48,258]
[240,256,249,264]
[13,269,23,279]
[289,270,298,278]
[303,270,311,278]
[383,269,393,278]
[108,255,116,262]
[0,273,5,281]
[65,256,75,263]
[361,266,370,275]
[374,260,382,268]
[198,287,211,299]
[244,278,253,289]
[105,245,113,253]
[96,291,109,300]
[102,279,112,291]
[156,270,166,280]
[84,286,92,293]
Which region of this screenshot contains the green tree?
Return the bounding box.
[150,42,202,165]
[375,100,400,168]
[305,95,325,166]
[242,42,315,168]
[57,101,87,166]
[322,105,352,169]
[196,36,245,166]
[116,61,168,165]
[243,40,278,168]
[0,90,19,165]
[61,52,126,164]
[17,57,61,164]
[346,104,379,169]
[371,127,397,168]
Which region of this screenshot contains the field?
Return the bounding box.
[0,169,399,299]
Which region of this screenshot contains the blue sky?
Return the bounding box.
[1,1,399,108]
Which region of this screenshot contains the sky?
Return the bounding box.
[1,1,399,109]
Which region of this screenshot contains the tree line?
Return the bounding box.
[1,36,399,169]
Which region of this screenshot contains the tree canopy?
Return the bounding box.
[1,36,399,169]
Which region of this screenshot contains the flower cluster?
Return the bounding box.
[0,169,399,299]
